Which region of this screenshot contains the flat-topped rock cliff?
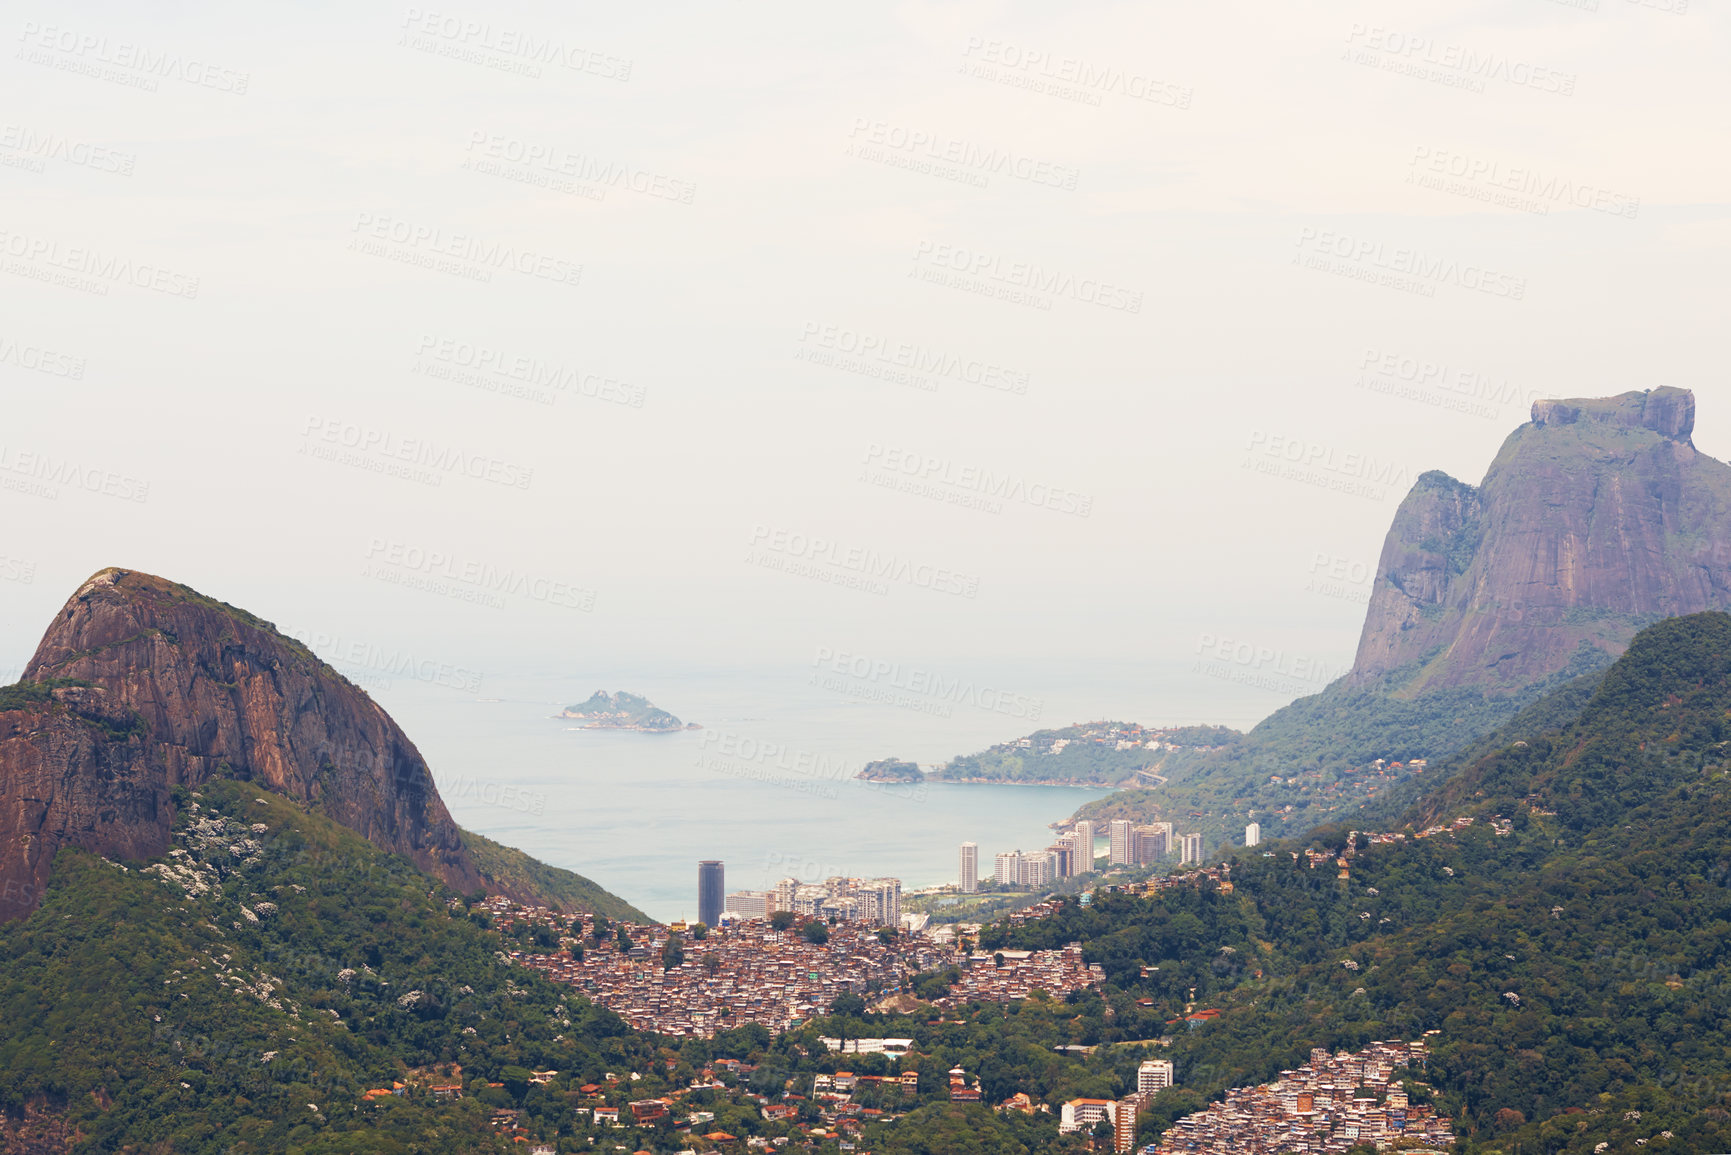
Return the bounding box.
[1351,388,1731,693]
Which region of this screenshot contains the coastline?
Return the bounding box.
[922,775,1131,788]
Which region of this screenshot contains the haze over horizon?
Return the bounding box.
[4,1,1727,739]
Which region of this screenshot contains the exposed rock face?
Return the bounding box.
[0,569,492,920]
[1351,388,1731,693]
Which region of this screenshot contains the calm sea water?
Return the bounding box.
[377,669,1123,923]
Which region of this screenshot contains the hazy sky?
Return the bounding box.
[3,0,1726,734]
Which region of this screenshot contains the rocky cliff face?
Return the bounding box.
[1351,388,1731,693]
[0,569,510,921]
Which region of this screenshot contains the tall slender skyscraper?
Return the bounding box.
[698,860,725,926]
[1179,833,1202,866]
[959,842,979,893]
[1244,822,1262,848]
[1109,820,1133,865]
[1073,821,1096,872]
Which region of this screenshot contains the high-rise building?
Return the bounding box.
[1133,823,1172,864]
[1020,852,1052,889]
[1045,843,1072,879]
[1178,833,1202,866]
[959,841,979,894]
[1073,821,1096,872]
[1115,1092,1152,1154]
[866,877,902,926]
[1056,832,1082,877]
[1245,822,1262,848]
[725,891,771,920]
[1138,1059,1174,1094]
[698,860,725,926]
[994,851,1022,886]
[1109,820,1134,865]
[771,876,903,925]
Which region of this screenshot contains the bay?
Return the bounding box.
[377,668,1120,923]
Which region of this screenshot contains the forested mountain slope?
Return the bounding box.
[992,613,1731,1154]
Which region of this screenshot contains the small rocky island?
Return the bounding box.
[856,757,925,782]
[558,691,699,732]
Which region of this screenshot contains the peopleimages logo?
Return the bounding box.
[811,646,1043,721]
[0,333,85,379]
[398,9,632,80]
[16,22,251,94]
[0,227,200,298]
[797,322,1029,395]
[1354,346,1540,417]
[846,117,1079,190]
[746,525,981,598]
[286,627,483,693]
[696,729,856,781]
[362,538,597,611]
[861,444,1092,517]
[958,37,1193,110]
[1193,632,1346,691]
[911,241,1143,313]
[0,124,135,175]
[414,335,645,407]
[1343,24,1576,95]
[302,416,534,490]
[0,444,149,502]
[464,132,693,203]
[1294,228,1526,301]
[1407,147,1639,220]
[1244,430,1411,490]
[349,213,583,288]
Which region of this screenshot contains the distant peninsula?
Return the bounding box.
[919,722,1240,787]
[558,691,699,732]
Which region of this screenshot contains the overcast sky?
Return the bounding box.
[2,0,1725,732]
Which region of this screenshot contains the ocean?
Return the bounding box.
[374,668,1136,923]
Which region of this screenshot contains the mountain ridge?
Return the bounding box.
[0,567,643,923]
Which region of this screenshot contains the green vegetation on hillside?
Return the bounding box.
[967,613,1731,1153]
[1071,642,1617,851]
[0,677,92,712]
[936,723,1239,786]
[460,828,649,923]
[0,781,660,1153]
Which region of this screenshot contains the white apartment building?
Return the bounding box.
[1109,820,1133,865]
[1059,1098,1117,1134]
[1073,821,1096,871]
[724,891,771,920]
[1019,852,1052,889]
[1138,1059,1174,1094]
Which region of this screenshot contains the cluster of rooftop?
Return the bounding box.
[1152,1038,1454,1154]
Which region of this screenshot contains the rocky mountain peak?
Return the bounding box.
[1350,389,1731,694]
[1,570,492,920]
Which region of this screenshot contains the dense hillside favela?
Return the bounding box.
[11,392,1731,1155]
